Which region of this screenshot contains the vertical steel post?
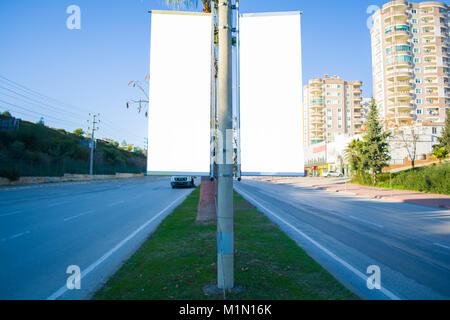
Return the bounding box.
[217,0,234,290]
[235,0,241,181]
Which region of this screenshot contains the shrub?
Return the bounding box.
[0,167,20,181]
[351,163,450,195]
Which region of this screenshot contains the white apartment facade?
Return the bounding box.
[303,75,365,146]
[370,1,450,128]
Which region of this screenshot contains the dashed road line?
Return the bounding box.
[434,243,450,250]
[48,201,70,208]
[1,231,31,242]
[63,210,95,222]
[0,210,23,218]
[349,215,384,228]
[108,200,125,207]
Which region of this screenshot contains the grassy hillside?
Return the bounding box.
[350,162,450,195]
[0,114,146,180]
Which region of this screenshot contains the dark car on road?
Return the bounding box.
[170,176,195,188]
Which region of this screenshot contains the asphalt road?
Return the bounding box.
[235,179,450,300]
[0,177,195,300]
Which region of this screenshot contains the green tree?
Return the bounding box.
[1,111,12,118]
[433,147,449,164]
[73,128,85,137]
[362,99,391,184]
[345,139,364,176]
[433,109,450,153]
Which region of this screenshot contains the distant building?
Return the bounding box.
[370,1,450,128]
[0,117,20,132]
[303,75,365,146]
[304,134,360,176]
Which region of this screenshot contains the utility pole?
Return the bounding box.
[216,0,234,290]
[88,113,100,176]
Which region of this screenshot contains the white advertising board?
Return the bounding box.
[239,12,304,176]
[147,11,212,176]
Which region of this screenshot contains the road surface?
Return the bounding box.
[0,177,195,300]
[235,178,450,300]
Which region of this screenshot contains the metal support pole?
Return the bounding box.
[235,0,241,181]
[217,0,234,290]
[88,113,99,176]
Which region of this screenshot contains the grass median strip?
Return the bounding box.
[93,187,357,300]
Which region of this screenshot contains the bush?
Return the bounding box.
[0,167,20,181]
[9,141,26,159]
[350,163,450,195]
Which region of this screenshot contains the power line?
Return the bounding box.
[0,99,84,128]
[0,75,146,146]
[0,75,91,116]
[0,87,86,122]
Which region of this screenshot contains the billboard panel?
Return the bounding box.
[147,11,212,176]
[239,12,304,176]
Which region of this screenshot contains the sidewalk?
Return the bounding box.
[312,182,450,210]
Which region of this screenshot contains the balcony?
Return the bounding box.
[353,81,362,88]
[387,80,413,91]
[388,112,414,122]
[311,128,325,134]
[311,119,324,126]
[311,103,324,109]
[387,69,413,81]
[309,79,322,87]
[387,91,414,100]
[310,87,323,95]
[387,102,413,113]
[386,60,412,68]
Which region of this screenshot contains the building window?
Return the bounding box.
[415,78,421,84]
[416,99,422,104]
[417,109,422,114]
[416,89,422,94]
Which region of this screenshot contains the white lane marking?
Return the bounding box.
[108,200,125,207]
[235,186,401,301]
[48,201,70,208]
[349,215,384,229]
[1,231,31,242]
[0,210,23,217]
[434,243,450,250]
[47,191,191,300]
[63,210,95,222]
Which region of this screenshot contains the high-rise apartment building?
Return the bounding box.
[303,75,364,146]
[371,1,450,127]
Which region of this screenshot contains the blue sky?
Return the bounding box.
[0,0,422,147]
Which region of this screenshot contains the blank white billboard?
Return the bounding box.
[147,11,212,176]
[239,12,304,176]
